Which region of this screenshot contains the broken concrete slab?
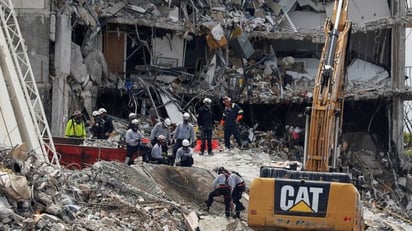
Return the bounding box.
[297,0,325,12]
[100,1,126,17]
[348,58,389,82]
[159,91,183,124]
[152,35,185,67]
[70,43,89,84]
[280,11,326,30]
[325,0,391,25]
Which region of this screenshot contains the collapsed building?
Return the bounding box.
[0,0,411,229]
[14,0,408,166]
[7,0,412,199]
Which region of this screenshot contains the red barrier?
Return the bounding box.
[194,139,219,152]
[50,143,126,169]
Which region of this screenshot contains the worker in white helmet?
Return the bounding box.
[124,118,150,165]
[174,139,194,167]
[98,108,114,139]
[150,117,171,156]
[127,112,137,129]
[150,135,168,164]
[221,96,243,150]
[197,98,215,155]
[171,112,196,165]
[89,110,103,138]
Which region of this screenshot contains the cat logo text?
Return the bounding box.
[274,180,330,217]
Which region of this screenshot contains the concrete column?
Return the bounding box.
[391,0,405,155]
[51,9,71,136]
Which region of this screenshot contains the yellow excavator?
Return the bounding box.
[248,0,364,230]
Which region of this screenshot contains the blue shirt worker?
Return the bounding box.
[174,139,194,167]
[151,135,168,164]
[197,97,214,155]
[220,96,243,150]
[172,113,196,165]
[125,119,151,165]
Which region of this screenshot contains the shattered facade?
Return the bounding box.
[11,2,411,168]
[14,0,409,165]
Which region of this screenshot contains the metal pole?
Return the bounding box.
[303,107,311,170]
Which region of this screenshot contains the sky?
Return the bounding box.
[407,29,412,67]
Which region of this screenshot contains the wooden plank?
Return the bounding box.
[103,32,125,74]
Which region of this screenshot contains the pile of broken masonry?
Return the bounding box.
[1,139,412,230]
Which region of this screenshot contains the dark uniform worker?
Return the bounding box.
[220,96,243,150]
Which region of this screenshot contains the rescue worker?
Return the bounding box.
[172,113,196,165]
[230,171,246,218]
[151,135,168,164]
[205,167,233,218]
[89,110,104,139]
[220,96,243,150]
[127,112,137,129]
[174,139,194,167]
[197,97,214,155]
[98,108,115,139]
[64,110,87,138]
[150,118,171,153]
[124,119,151,165]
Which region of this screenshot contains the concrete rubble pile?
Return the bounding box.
[1,139,412,230]
[0,150,189,230]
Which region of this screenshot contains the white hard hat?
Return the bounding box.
[158,135,166,140]
[92,110,100,117]
[182,139,190,147]
[129,112,136,119]
[223,96,231,102]
[98,108,107,114]
[131,119,140,125]
[183,113,190,120]
[203,98,212,104]
[163,118,171,127]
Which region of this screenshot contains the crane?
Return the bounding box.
[0,0,59,166]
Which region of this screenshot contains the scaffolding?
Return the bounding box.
[0,0,59,166]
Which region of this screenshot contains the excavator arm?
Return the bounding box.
[304,0,351,172]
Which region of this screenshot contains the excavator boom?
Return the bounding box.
[304,0,351,172]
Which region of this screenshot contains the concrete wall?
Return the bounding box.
[12,0,52,119]
[13,0,50,85]
[12,0,45,8]
[17,13,50,85]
